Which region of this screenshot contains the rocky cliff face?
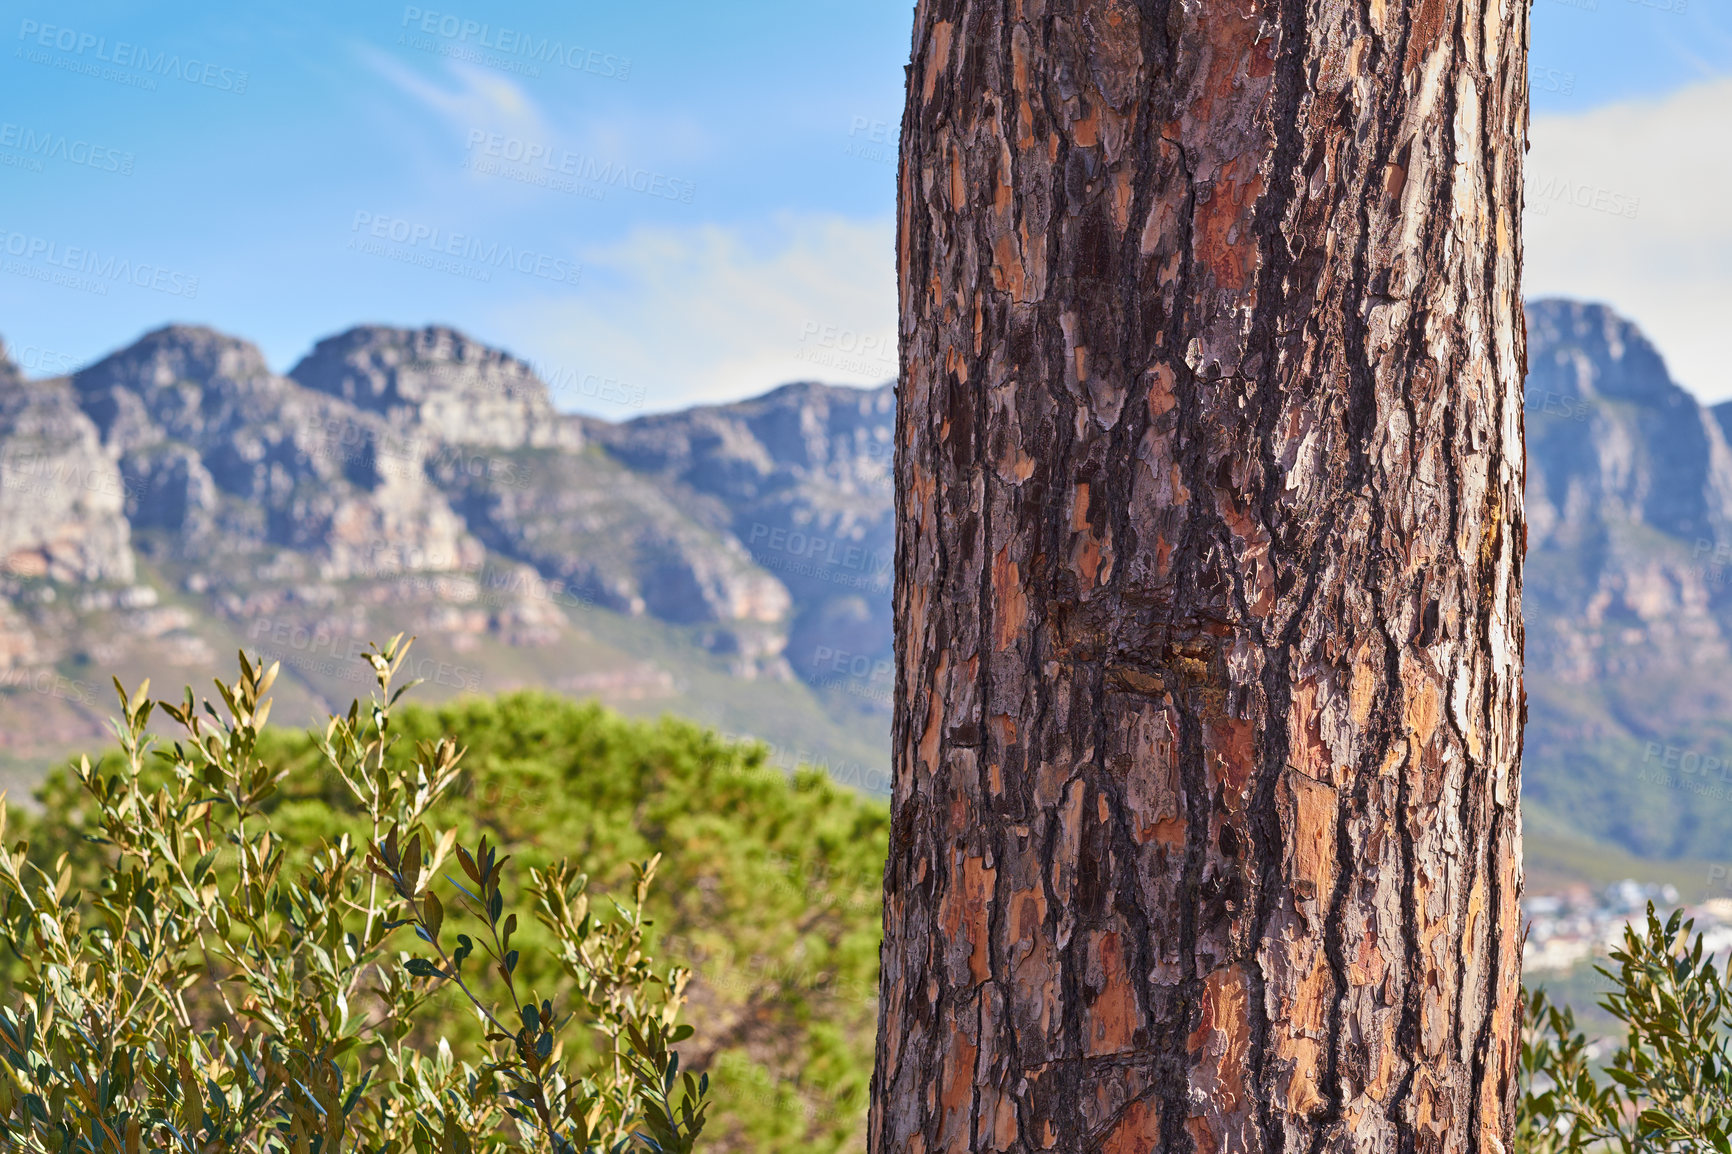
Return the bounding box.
[289,325,582,451]
[0,340,135,586]
[593,382,895,697]
[1518,300,1732,859]
[1523,300,1732,683]
[68,325,478,582]
[434,445,793,640]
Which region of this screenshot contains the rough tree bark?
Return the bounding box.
[874,2,1527,1153]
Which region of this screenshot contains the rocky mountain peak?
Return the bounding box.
[68,325,288,454]
[289,325,574,450]
[1525,298,1688,409]
[1524,299,1732,552]
[76,324,275,393]
[596,380,895,502]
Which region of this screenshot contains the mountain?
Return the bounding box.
[587,382,895,703]
[0,352,133,586]
[1520,299,1732,862]
[0,324,893,795]
[4,304,1731,870]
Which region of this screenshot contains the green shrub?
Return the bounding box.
[7,644,888,1154]
[1520,907,1732,1153]
[0,639,708,1153]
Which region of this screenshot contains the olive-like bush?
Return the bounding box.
[0,638,708,1153]
[1520,907,1732,1154]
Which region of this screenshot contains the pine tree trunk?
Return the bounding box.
[874,2,1527,1152]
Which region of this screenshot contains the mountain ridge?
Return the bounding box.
[5,304,1732,871]
[0,321,894,789]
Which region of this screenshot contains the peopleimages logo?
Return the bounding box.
[398,8,630,80]
[843,115,896,166]
[463,131,695,204]
[15,19,249,93]
[348,212,582,286]
[6,343,78,375]
[1526,173,1640,221]
[1531,66,1576,97]
[0,228,199,297]
[0,123,133,174]
[0,667,96,707]
[1,452,142,503]
[747,522,892,584]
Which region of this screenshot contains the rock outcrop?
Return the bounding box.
[0,323,806,688]
[69,325,479,580]
[0,340,135,584]
[289,325,582,451]
[434,444,792,632]
[1523,300,1732,682]
[592,381,894,697]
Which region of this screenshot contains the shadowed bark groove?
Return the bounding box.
[873,1,1527,1152]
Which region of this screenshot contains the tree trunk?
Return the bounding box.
[874,1,1527,1152]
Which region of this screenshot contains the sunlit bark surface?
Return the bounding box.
[875,1,1528,1151]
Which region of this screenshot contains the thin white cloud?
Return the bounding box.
[356,41,710,182]
[494,214,897,413]
[1525,77,1732,402]
[356,45,550,142]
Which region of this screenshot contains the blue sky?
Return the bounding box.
[0,0,1728,414]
